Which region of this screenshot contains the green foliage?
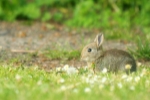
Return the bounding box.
[66,0,103,28]
[41,12,52,22]
[21,3,41,20]
[0,0,40,21]
[0,0,150,28]
[67,0,150,28]
[53,12,64,22]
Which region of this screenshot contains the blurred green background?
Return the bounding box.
[0,0,150,29]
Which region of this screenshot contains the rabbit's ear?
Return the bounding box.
[94,34,104,47]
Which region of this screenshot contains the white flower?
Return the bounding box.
[59,78,65,83]
[102,68,107,74]
[83,66,88,70]
[62,65,78,75]
[73,88,78,93]
[89,79,94,84]
[110,85,115,91]
[93,75,98,81]
[137,62,142,67]
[134,76,140,82]
[126,76,133,82]
[62,64,69,71]
[60,85,66,91]
[85,78,90,83]
[117,82,123,88]
[84,87,91,93]
[121,74,128,79]
[99,84,104,89]
[125,64,132,70]
[101,77,107,83]
[130,86,135,91]
[33,66,39,70]
[37,80,42,85]
[145,80,150,87]
[66,67,78,75]
[15,74,21,81]
[87,74,93,78]
[140,68,147,77]
[56,67,61,72]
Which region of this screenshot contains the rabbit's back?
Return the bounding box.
[95,49,136,73]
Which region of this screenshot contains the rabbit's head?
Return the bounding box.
[81,34,104,63]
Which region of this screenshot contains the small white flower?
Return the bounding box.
[15,74,21,81]
[59,78,65,83]
[140,68,147,77]
[56,67,61,72]
[60,85,66,91]
[66,67,78,75]
[130,86,135,91]
[37,80,42,85]
[87,74,93,78]
[33,66,39,70]
[145,80,150,87]
[121,74,128,79]
[73,88,78,93]
[102,68,107,74]
[110,85,115,91]
[83,66,88,70]
[101,77,107,83]
[125,64,132,70]
[99,84,104,89]
[134,76,140,82]
[126,76,133,82]
[117,82,123,88]
[93,75,98,81]
[62,65,78,75]
[84,87,91,93]
[62,64,69,71]
[137,62,142,67]
[85,78,90,83]
[89,79,94,84]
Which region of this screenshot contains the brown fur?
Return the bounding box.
[81,34,136,73]
[95,49,136,73]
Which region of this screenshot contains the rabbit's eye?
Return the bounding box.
[88,48,92,52]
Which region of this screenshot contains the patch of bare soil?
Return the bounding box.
[0,21,143,70]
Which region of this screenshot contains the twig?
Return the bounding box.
[11,49,36,53]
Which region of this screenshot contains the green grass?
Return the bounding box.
[104,29,134,40]
[0,65,150,100]
[43,50,81,60]
[130,38,150,60]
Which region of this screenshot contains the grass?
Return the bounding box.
[0,64,150,100]
[0,20,150,100]
[103,27,140,41]
[43,50,81,60]
[130,38,150,60]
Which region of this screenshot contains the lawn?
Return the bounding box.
[1,1,150,99]
[0,64,150,100]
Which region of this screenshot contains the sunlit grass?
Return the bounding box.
[130,38,150,60]
[43,50,81,60]
[104,28,137,41]
[0,64,150,100]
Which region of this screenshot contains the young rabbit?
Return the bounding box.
[81,34,136,73]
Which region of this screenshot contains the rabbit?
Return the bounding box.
[81,33,136,73]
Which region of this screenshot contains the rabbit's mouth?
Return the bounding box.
[80,56,88,62]
[80,56,95,63]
